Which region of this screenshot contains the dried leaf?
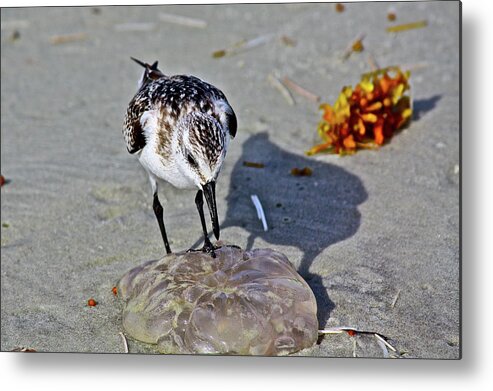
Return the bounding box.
[352,39,364,52]
[290,167,313,176]
[212,50,226,58]
[335,3,345,13]
[243,161,265,169]
[280,35,297,47]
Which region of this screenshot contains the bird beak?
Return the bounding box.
[202,181,220,240]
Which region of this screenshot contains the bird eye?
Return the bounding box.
[187,153,197,167]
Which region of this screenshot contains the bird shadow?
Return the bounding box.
[413,95,442,121]
[217,132,368,329]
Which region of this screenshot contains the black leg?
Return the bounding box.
[153,191,172,254]
[194,190,216,258]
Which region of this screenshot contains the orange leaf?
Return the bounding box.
[380,77,392,94]
[374,120,384,145]
[361,113,378,123]
[358,117,366,135]
[343,135,356,149]
[306,142,332,156]
[365,101,382,111]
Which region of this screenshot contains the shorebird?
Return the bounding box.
[123,58,237,257]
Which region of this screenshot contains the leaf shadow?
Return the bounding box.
[413,95,442,121]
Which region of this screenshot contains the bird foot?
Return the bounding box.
[187,239,217,258]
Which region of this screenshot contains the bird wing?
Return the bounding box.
[123,92,150,154]
[174,75,237,139]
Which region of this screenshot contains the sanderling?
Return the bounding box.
[123,58,237,257]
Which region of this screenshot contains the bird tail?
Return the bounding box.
[131,57,165,88]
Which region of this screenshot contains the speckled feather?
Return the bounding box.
[123,69,237,157]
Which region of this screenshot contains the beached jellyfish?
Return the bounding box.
[118,246,318,355]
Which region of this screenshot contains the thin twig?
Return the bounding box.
[243,161,265,169]
[251,195,268,232]
[401,62,429,72]
[159,13,207,28]
[268,73,295,106]
[318,326,398,356]
[50,32,87,45]
[119,332,129,353]
[374,333,397,352]
[342,33,365,60]
[391,289,401,308]
[318,326,357,334]
[367,54,380,71]
[386,20,427,33]
[213,34,274,58]
[281,77,321,103]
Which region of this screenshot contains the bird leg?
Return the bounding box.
[192,190,216,258]
[153,191,172,254]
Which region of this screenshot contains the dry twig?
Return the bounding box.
[342,33,366,60]
[386,20,427,33]
[281,77,320,103]
[267,73,295,106]
[50,33,87,45]
[391,289,401,308]
[159,13,207,28]
[243,161,265,169]
[213,34,274,58]
[318,326,398,357]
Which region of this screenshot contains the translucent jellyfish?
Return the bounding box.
[118,246,318,355]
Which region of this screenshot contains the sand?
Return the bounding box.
[0,2,460,358]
